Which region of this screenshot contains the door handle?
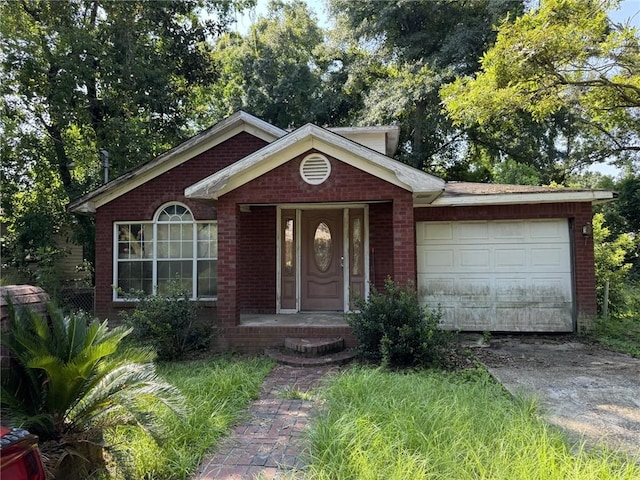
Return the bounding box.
[340,256,344,268]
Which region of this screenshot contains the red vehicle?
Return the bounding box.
[0,427,46,480]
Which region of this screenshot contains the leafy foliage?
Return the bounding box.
[346,278,453,368]
[119,280,213,360]
[0,0,252,276]
[205,0,330,128]
[0,299,184,443]
[593,213,636,314]
[442,0,640,173]
[329,0,524,173]
[594,303,640,358]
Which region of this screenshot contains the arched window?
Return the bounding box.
[114,203,217,299]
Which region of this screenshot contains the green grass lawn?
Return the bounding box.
[97,354,639,479]
[306,366,640,480]
[102,355,274,480]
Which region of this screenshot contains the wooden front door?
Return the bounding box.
[301,210,344,311]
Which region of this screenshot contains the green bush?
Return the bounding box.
[346,278,453,368]
[119,280,213,360]
[1,299,183,479]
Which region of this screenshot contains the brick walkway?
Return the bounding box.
[193,364,337,480]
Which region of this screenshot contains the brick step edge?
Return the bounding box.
[284,337,345,356]
[265,348,358,367]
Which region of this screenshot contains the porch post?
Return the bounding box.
[392,196,416,284]
[217,200,240,327]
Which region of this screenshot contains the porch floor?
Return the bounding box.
[239,312,348,327]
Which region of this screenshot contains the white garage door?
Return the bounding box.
[416,219,573,332]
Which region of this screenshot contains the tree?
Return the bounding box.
[201,0,329,129]
[1,0,252,279]
[442,0,640,175]
[328,0,525,173]
[592,212,635,313]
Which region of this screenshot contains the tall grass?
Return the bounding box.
[104,356,274,479]
[593,282,640,357]
[593,313,640,358]
[307,367,639,480]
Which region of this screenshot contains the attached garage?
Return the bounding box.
[416,218,574,332]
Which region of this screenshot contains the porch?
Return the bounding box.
[240,312,348,326]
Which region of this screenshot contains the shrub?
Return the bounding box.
[0,299,184,479]
[346,278,453,368]
[593,212,635,314]
[119,280,213,360]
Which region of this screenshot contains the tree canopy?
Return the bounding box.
[328,0,525,174]
[442,0,640,175]
[202,0,328,128]
[1,0,252,277]
[2,0,639,299]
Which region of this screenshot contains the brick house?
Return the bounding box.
[69,111,615,352]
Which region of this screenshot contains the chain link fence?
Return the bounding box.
[59,285,95,315]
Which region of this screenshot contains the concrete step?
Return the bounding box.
[265,347,357,367]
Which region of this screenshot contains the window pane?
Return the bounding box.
[198,260,217,297]
[158,204,193,222]
[284,218,294,274]
[182,241,193,258]
[183,224,193,241]
[118,224,151,259]
[197,224,217,258]
[314,222,332,272]
[157,260,192,281]
[117,260,152,295]
[158,224,193,259]
[351,217,362,275]
[157,260,193,295]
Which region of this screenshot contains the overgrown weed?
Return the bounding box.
[307,367,639,479]
[104,356,274,480]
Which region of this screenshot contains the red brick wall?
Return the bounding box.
[222,151,411,205]
[239,206,277,313]
[217,325,357,352]
[369,203,393,289]
[217,151,416,325]
[94,133,268,320]
[414,202,597,329]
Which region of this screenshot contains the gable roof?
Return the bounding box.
[69,111,286,214]
[184,123,446,202]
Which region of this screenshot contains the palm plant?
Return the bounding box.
[1,299,185,475]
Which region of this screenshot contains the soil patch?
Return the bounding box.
[472,335,640,460]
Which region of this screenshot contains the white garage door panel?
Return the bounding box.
[418,244,571,274]
[417,219,573,332]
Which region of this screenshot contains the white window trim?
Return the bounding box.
[113,203,217,301]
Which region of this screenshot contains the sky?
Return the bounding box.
[609,0,640,25]
[232,0,640,32]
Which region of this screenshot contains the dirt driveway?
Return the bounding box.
[474,336,640,460]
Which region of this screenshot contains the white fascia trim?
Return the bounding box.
[421,190,616,207]
[69,112,286,213]
[186,124,444,200]
[314,127,443,191]
[328,125,400,155]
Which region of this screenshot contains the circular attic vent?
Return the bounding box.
[300,154,331,185]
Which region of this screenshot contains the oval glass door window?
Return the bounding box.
[314,222,332,272]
